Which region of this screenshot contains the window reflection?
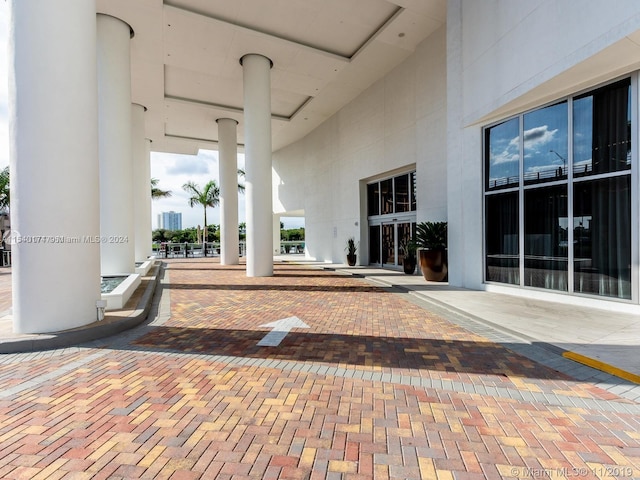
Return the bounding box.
[485,118,520,191]
[484,78,633,300]
[485,192,519,284]
[573,78,631,177]
[410,172,417,211]
[380,179,393,215]
[367,183,380,216]
[524,186,568,290]
[573,176,631,299]
[523,102,568,185]
[395,175,410,212]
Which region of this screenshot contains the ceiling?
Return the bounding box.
[96,0,447,155]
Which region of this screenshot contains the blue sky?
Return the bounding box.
[0,4,303,230]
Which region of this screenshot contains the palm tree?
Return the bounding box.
[182,180,220,243]
[0,166,9,211]
[237,168,245,194]
[151,178,172,200]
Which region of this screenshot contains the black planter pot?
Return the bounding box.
[347,254,357,266]
[403,258,416,274]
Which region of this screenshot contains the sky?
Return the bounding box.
[0,3,303,231]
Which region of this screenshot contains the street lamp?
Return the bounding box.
[550,149,566,175]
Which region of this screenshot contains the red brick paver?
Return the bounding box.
[0,259,638,479]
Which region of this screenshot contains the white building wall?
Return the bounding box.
[448,0,640,291]
[273,27,447,264]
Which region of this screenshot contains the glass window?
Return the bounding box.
[410,172,417,211]
[523,102,568,185]
[485,192,519,285]
[369,225,380,264]
[573,176,631,299]
[382,224,395,265]
[485,118,520,191]
[380,179,393,215]
[367,183,380,216]
[573,78,631,178]
[524,185,568,290]
[395,175,410,212]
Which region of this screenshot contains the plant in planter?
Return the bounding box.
[345,237,358,266]
[399,237,417,274]
[415,221,448,281]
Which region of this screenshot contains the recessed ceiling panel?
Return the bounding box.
[165,0,398,57]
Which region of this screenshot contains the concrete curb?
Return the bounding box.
[563,351,640,385]
[0,263,163,354]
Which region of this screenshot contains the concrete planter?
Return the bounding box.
[102,273,141,310]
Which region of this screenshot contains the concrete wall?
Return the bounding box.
[274,0,640,293]
[273,26,447,264]
[447,0,640,290]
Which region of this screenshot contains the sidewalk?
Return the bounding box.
[276,256,640,388]
[2,256,640,387]
[1,258,640,479]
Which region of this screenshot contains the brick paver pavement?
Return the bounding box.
[0,268,10,315]
[0,259,639,479]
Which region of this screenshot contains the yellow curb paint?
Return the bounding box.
[563,351,640,384]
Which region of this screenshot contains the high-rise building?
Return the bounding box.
[158,211,182,231]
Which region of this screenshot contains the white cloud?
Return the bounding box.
[523,125,558,152]
[165,154,212,176]
[491,135,519,165]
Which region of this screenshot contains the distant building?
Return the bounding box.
[158,211,182,231]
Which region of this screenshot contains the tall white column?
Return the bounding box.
[97,14,135,275]
[217,118,240,265]
[241,54,273,277]
[132,104,152,262]
[9,0,101,333]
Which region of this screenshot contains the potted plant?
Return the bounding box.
[399,237,417,274]
[346,237,357,266]
[415,221,448,281]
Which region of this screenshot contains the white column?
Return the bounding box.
[97,14,135,275]
[217,118,240,265]
[241,54,273,277]
[9,0,101,333]
[132,103,152,262]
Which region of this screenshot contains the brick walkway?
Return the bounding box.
[0,267,10,315]
[0,259,639,479]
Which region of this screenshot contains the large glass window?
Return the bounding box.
[367,183,380,216]
[573,176,631,299]
[395,175,410,212]
[523,102,568,185]
[484,78,633,300]
[486,193,519,285]
[380,179,393,215]
[367,171,417,268]
[485,118,520,191]
[524,185,568,291]
[573,79,631,177]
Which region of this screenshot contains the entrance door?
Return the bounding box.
[372,221,415,269]
[382,223,396,267]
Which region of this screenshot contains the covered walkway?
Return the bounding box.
[0,259,639,478]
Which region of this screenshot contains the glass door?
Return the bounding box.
[382,223,396,267]
[370,220,415,269]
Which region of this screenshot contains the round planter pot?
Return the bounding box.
[403,258,416,274]
[418,249,447,281]
[347,254,357,266]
